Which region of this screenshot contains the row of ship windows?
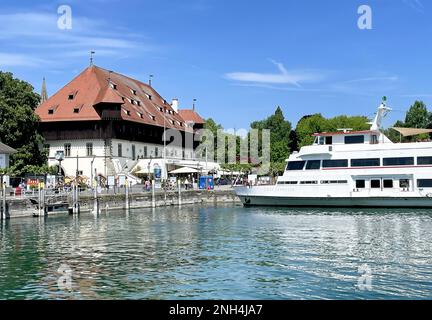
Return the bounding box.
[278,179,432,188]
[286,156,432,171]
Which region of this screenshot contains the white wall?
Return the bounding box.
[45,138,196,177]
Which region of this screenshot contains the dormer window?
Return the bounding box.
[145,93,152,100]
[73,104,83,114]
[68,91,77,100]
[130,88,137,95]
[48,105,58,115]
[110,83,117,90]
[137,112,144,119]
[137,101,141,106]
[148,114,156,121]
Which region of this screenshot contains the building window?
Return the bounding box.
[43,144,50,151]
[155,147,159,157]
[132,145,136,160]
[68,94,75,100]
[383,179,393,188]
[144,146,148,158]
[86,143,93,156]
[417,179,432,188]
[48,109,55,114]
[118,143,122,157]
[351,158,380,167]
[418,156,432,165]
[383,157,414,166]
[306,160,321,170]
[371,180,381,189]
[356,180,366,188]
[400,179,410,189]
[322,159,348,168]
[344,135,365,144]
[278,181,298,185]
[64,143,71,157]
[286,161,306,171]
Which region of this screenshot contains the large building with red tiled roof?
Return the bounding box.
[35,65,218,180]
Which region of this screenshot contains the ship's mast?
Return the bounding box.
[370,97,391,131]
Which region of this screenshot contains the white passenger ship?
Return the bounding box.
[235,101,432,207]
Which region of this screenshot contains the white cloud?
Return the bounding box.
[0,11,155,69]
[225,60,324,87]
[403,0,424,12]
[0,53,49,67]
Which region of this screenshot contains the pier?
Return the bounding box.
[0,186,239,219]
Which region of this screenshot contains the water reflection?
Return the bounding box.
[0,205,432,299]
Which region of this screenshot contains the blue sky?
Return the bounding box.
[1,0,431,129]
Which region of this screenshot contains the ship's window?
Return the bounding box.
[321,180,348,184]
[286,161,306,171]
[306,160,321,170]
[383,157,414,166]
[418,156,432,165]
[300,181,318,184]
[351,158,380,167]
[356,180,365,188]
[417,179,432,188]
[371,135,378,144]
[278,181,298,185]
[371,179,381,188]
[400,179,410,188]
[344,135,365,144]
[322,159,348,168]
[383,179,393,188]
[325,136,333,145]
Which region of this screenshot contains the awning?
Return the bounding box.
[169,166,199,174]
[391,127,432,137]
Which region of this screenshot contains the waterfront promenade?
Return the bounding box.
[0,185,240,219]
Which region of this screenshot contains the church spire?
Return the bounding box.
[40,77,48,105]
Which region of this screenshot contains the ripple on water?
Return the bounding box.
[1,205,432,299]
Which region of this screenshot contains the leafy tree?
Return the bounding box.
[405,101,429,128]
[0,71,46,175]
[250,106,292,176]
[295,114,370,147]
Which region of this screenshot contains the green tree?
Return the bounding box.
[295,114,370,147]
[250,106,292,176]
[0,71,46,175]
[405,101,429,128]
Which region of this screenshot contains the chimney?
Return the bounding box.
[171,98,179,112]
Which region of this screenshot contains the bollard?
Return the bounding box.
[38,183,41,217]
[125,179,130,211]
[152,180,156,208]
[178,180,182,206]
[1,182,6,220]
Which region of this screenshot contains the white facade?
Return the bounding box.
[45,137,215,180]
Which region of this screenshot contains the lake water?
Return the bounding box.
[0,204,432,299]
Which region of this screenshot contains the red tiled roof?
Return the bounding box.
[35,65,199,132]
[178,109,205,124]
[312,130,375,137]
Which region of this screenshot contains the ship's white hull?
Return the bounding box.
[237,194,432,208]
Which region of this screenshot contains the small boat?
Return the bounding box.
[235,99,432,207]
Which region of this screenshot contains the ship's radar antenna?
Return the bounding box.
[369,97,392,131]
